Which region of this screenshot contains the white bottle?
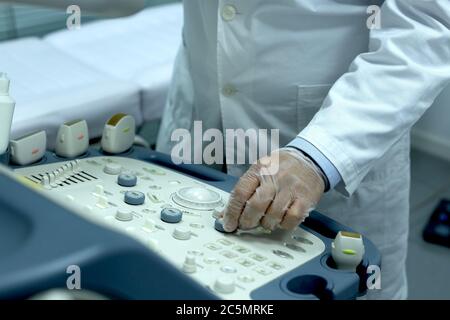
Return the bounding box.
[0,73,15,155]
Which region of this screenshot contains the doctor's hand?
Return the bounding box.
[222,148,326,232]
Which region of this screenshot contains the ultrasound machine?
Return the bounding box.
[0,75,380,300]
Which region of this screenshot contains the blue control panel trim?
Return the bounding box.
[0,171,216,299]
[0,148,10,165]
[1,147,381,300]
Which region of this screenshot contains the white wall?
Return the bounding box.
[412,84,450,161]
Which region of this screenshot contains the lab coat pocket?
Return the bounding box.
[296,84,332,131]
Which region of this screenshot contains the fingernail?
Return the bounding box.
[223,220,234,232]
[224,225,234,232]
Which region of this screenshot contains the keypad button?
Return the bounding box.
[237,258,255,267]
[188,250,203,257]
[284,243,306,253]
[205,243,222,251]
[267,261,285,270]
[217,239,234,246]
[292,235,313,245]
[249,253,267,262]
[148,193,163,203]
[233,245,251,254]
[238,275,255,283]
[143,167,166,175]
[220,251,238,259]
[203,257,220,264]
[190,223,205,229]
[253,266,272,276]
[221,266,237,274]
[272,250,294,259]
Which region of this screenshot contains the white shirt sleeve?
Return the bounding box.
[299,0,450,196]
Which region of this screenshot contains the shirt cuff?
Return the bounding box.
[286,137,342,191]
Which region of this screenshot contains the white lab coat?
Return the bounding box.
[157,0,450,299]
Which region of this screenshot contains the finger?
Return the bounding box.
[238,183,276,230]
[222,167,260,232]
[279,199,310,230]
[260,191,292,230]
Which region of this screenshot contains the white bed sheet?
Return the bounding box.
[0,37,143,149]
[45,3,183,122]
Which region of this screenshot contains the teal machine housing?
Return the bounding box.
[0,147,381,300]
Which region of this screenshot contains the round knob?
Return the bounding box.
[214,219,229,233]
[124,191,145,205]
[104,163,122,175]
[173,187,221,210]
[213,276,235,294]
[172,227,191,240]
[182,254,197,273]
[115,209,133,221]
[160,208,183,223]
[118,173,137,187]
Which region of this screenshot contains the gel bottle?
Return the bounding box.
[0,73,15,155]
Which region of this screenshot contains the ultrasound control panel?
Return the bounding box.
[14,156,326,299]
[1,147,382,300]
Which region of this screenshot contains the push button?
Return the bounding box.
[205,243,222,251]
[249,253,267,262]
[104,163,122,175]
[237,258,255,267]
[160,208,183,223]
[215,219,228,233]
[238,275,254,283]
[173,227,191,240]
[222,84,237,97]
[221,265,237,274]
[222,4,237,21]
[182,255,197,273]
[253,266,272,276]
[124,191,145,205]
[115,209,133,222]
[214,276,235,294]
[220,251,238,259]
[118,173,137,187]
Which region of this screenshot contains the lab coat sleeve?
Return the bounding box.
[298,0,450,196]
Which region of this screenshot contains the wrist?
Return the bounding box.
[281,147,328,192]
